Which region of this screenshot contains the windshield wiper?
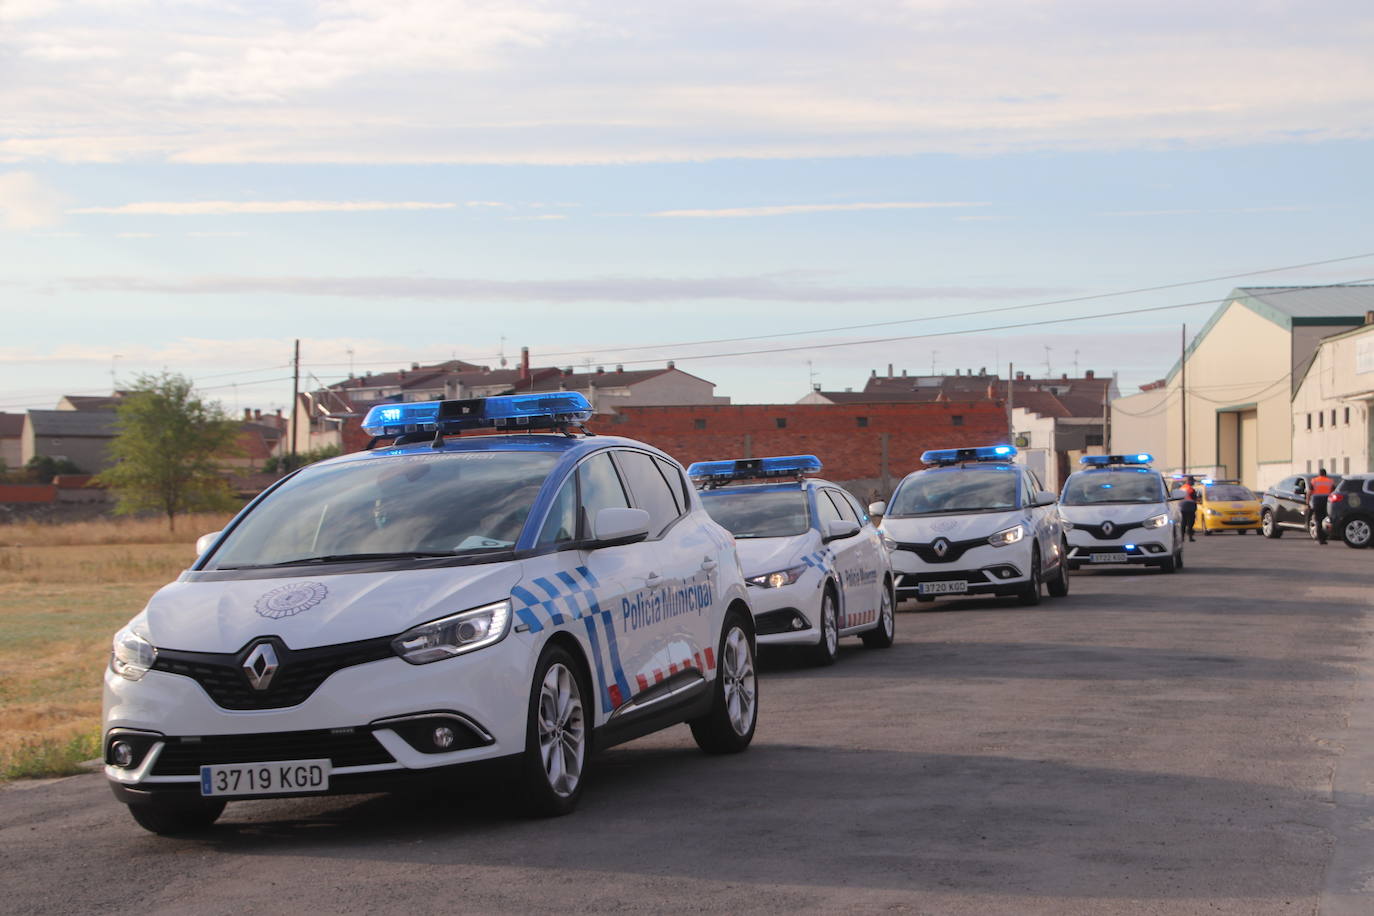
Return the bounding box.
[226,551,469,569]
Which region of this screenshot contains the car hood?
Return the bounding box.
[733,532,818,576]
[140,564,524,653]
[1204,500,1259,511]
[1059,503,1168,523]
[880,510,1025,543]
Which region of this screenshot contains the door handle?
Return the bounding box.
[646,572,662,584]
[700,557,718,571]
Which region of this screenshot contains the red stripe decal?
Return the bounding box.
[608,684,623,708]
[654,670,665,684]
[636,674,649,692]
[705,647,715,669]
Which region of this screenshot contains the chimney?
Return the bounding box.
[870,369,877,378]
[901,369,908,377]
[519,346,530,382]
[887,364,893,377]
[411,362,420,370]
[954,368,960,376]
[615,364,624,373]
[254,409,262,420]
[1085,369,1094,379]
[979,367,986,376]
[243,408,251,421]
[987,383,997,399]
[1016,371,1025,380]
[596,366,605,374]
[667,360,675,369]
[564,367,574,376]
[1061,373,1068,380]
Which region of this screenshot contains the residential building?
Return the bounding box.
[1290,316,1374,476]
[1112,285,1374,490]
[21,409,120,474]
[0,413,22,471]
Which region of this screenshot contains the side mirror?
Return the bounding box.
[590,507,651,547]
[824,519,861,541]
[868,501,887,517]
[195,531,222,556]
[1169,492,1185,501]
[1036,490,1057,507]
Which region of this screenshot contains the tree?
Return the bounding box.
[96,373,243,530]
[25,455,83,481]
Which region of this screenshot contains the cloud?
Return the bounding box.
[654,201,988,218]
[3,1,1374,164]
[63,272,1070,303]
[68,200,460,215]
[0,172,66,230]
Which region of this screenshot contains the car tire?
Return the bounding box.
[1159,551,1177,573]
[861,579,896,649]
[808,587,840,666]
[1262,510,1282,538]
[1203,527,1212,536]
[127,797,225,835]
[1017,548,1042,606]
[690,610,758,755]
[1308,515,1320,541]
[1342,517,1372,549]
[1046,544,1070,598]
[517,644,591,817]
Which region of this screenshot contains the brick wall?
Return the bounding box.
[598,401,1009,492]
[0,484,58,504]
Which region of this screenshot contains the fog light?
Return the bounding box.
[432,726,455,749]
[111,741,134,768]
[791,616,805,630]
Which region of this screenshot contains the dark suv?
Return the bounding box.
[1328,474,1374,548]
[1260,473,1341,540]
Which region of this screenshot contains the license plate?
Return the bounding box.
[919,580,968,595]
[200,759,330,797]
[1091,553,1128,564]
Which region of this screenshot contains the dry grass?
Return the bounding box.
[0,517,211,781]
[0,512,235,547]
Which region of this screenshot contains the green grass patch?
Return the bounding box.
[2,731,102,780]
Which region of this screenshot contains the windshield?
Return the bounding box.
[698,488,810,538]
[206,450,560,569]
[887,469,1019,516]
[1061,470,1164,506]
[1205,484,1255,501]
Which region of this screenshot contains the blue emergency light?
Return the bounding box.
[1080,453,1153,467]
[920,445,1017,466]
[686,454,822,484]
[361,392,594,438]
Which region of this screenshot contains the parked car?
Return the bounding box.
[1328,473,1374,548]
[1260,473,1341,539]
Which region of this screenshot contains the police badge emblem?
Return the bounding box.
[255,582,329,619]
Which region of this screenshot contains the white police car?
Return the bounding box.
[102,392,757,834]
[1059,453,1182,573]
[689,456,895,666]
[874,445,1069,606]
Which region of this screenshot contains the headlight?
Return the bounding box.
[392,600,511,665]
[1143,513,1169,528]
[988,525,1024,547]
[110,626,157,681]
[747,565,807,588]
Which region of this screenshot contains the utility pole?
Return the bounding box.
[1006,362,1014,444]
[290,338,300,465]
[1180,324,1187,476]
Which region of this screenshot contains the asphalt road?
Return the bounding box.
[4,532,1374,915]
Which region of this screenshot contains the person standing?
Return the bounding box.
[1178,475,1198,542]
[1308,467,1336,544]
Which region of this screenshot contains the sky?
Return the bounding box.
[3,0,1373,415]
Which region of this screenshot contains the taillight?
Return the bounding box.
[1330,493,1344,503]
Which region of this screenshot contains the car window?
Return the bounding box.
[654,456,690,512]
[617,450,682,537]
[888,469,1018,515]
[577,451,630,533]
[1277,477,1297,492]
[699,487,810,538]
[1206,484,1254,501]
[824,489,859,523]
[537,474,578,547]
[1061,470,1165,505]
[815,488,844,527]
[836,488,869,523]
[1365,479,1374,494]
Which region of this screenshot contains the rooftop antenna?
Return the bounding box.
[930,349,939,375]
[1043,345,1053,378]
[346,347,354,377]
[499,336,508,368]
[1073,349,1080,376]
[111,353,122,389]
[807,360,820,391]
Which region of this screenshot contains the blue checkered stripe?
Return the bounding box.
[799,547,834,572]
[510,566,632,715]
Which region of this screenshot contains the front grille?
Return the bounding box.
[755,608,809,635]
[153,635,396,710]
[151,727,394,776]
[892,537,987,564]
[1074,519,1145,540]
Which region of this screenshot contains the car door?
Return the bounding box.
[517,450,645,716]
[611,449,717,690]
[837,486,888,615]
[1022,469,1058,565]
[1276,476,1305,527]
[818,488,871,630]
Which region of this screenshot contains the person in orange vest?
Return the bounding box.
[1178,476,1198,542]
[1308,468,1336,544]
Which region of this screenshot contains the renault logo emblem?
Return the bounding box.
[243,642,279,691]
[932,537,950,558]
[1101,520,1115,537]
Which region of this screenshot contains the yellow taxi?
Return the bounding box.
[1197,480,1262,535]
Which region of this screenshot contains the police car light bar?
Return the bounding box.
[686,455,822,483]
[1080,453,1153,467]
[920,445,1017,466]
[361,392,594,438]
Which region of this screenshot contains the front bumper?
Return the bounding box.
[102,637,535,802]
[747,578,825,646]
[890,542,1029,600]
[1065,532,1171,567]
[1200,513,1260,531]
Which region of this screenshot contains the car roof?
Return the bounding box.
[316,433,674,470]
